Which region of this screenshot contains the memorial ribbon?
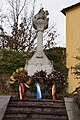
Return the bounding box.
[36,83,42,100]
[19,83,24,100]
[52,83,56,100]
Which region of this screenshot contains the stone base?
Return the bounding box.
[27,64,53,76]
[25,51,53,76]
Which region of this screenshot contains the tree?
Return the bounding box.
[0,7,7,49]
[0,0,59,51]
[43,24,59,49]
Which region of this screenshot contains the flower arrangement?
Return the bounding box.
[30,70,68,99]
[9,68,31,93]
[49,70,67,93]
[9,69,67,99]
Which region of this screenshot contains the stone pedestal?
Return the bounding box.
[25,8,53,76]
[25,51,53,76]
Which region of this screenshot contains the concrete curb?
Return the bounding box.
[64,97,80,120]
[0,96,11,120]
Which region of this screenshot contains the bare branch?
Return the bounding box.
[18,0,27,15]
[7,0,16,10]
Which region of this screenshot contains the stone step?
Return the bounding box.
[3,114,68,120]
[6,108,67,115]
[2,97,68,120]
[7,100,66,114]
[9,98,65,107]
[8,104,66,109]
[10,97,65,103]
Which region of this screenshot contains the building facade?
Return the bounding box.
[62,3,80,93]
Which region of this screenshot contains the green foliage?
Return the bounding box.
[45,47,67,77]
[0,49,27,73]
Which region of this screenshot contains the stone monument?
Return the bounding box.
[25,8,53,76]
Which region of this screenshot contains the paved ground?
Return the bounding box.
[64,98,80,120]
[0,96,10,120]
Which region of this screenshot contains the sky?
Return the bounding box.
[0,0,80,47]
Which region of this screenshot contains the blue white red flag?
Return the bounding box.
[36,83,42,99]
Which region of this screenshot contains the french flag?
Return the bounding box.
[36,83,42,100]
